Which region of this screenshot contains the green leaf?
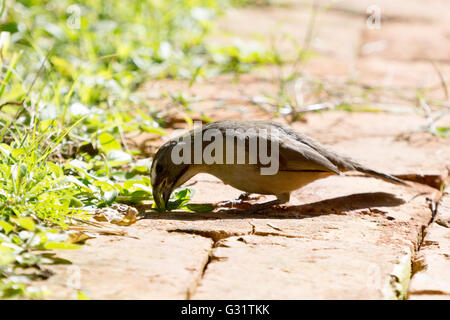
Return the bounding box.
[185,203,214,213]
[98,132,122,154]
[175,188,191,199]
[0,220,14,234]
[64,176,91,191]
[166,188,193,210]
[38,119,56,133]
[139,125,166,136]
[50,56,76,78]
[130,190,152,198]
[15,217,35,232]
[10,148,25,159]
[201,112,213,123]
[47,162,64,177]
[44,242,81,250]
[436,126,450,138]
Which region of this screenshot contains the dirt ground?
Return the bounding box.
[36,0,450,299]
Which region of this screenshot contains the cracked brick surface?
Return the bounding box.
[408,188,450,300]
[183,177,439,299]
[36,230,212,299]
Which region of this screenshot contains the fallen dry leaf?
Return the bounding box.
[93,204,138,226]
[66,231,95,244]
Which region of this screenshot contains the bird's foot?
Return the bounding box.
[245,199,284,213]
[238,192,264,202]
[216,198,251,210]
[216,193,262,210]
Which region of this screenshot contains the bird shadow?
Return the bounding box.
[138,192,405,221]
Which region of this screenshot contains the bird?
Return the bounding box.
[151,120,406,211]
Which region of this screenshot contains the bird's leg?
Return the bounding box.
[216,192,254,209]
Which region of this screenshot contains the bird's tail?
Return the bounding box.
[347,162,408,186]
[292,131,408,186]
[326,152,408,186]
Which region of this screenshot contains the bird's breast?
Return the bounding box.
[198,164,333,195]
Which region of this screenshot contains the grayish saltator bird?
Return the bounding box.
[151,120,406,210]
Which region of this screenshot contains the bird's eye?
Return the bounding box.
[156,164,163,173]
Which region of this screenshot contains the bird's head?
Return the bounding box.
[150,139,191,211]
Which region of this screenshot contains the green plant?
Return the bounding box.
[0,0,262,298]
[0,117,89,298]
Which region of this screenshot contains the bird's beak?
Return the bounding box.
[163,186,172,209]
[153,183,164,210]
[153,178,173,211]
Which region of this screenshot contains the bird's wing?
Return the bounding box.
[207,120,341,174]
[277,136,341,174]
